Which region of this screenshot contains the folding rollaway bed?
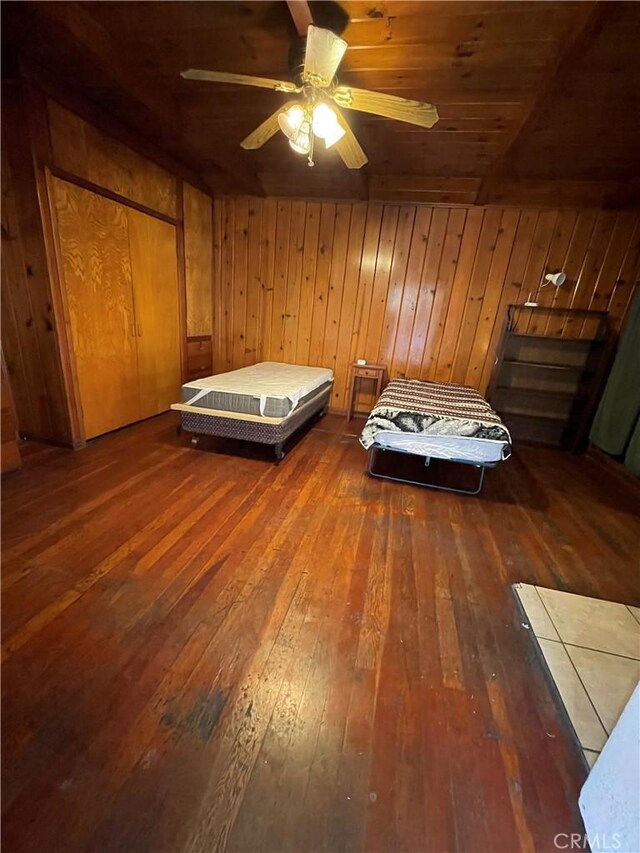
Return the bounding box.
[172,362,333,460]
[360,378,511,495]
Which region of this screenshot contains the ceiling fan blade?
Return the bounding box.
[303,26,348,87]
[181,69,299,93]
[332,108,368,169]
[333,86,439,128]
[240,104,294,150]
[286,0,313,36]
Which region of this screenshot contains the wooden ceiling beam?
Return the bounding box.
[10,1,265,197]
[286,1,314,37]
[475,1,612,205]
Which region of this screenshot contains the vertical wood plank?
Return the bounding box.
[563,211,616,337]
[212,199,223,371]
[232,198,249,369]
[408,208,448,379]
[543,210,597,336]
[309,203,336,367]
[464,209,520,387]
[363,205,399,363]
[526,210,578,335]
[269,201,292,361]
[244,197,263,366]
[221,198,235,371]
[421,208,467,382]
[333,204,367,410]
[378,205,415,373]
[391,207,432,379]
[434,208,485,383]
[295,202,321,366]
[452,207,503,384]
[258,199,278,362]
[479,210,539,391]
[282,201,307,364]
[322,204,352,374]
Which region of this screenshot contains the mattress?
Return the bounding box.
[372,431,510,464]
[175,384,332,446]
[360,378,511,453]
[180,362,334,418]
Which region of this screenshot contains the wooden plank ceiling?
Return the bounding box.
[4,1,640,205]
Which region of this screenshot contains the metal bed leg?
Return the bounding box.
[367,448,486,496]
[274,442,285,461]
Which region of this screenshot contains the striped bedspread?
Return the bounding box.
[359,378,511,450]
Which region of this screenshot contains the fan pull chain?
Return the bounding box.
[308,126,315,168]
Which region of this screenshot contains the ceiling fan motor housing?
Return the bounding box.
[288,37,308,88]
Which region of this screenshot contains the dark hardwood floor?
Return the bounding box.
[2,413,639,853]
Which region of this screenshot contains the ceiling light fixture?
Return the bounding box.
[277,103,305,140]
[182,24,440,171]
[312,103,345,148]
[289,119,311,155]
[278,100,345,165]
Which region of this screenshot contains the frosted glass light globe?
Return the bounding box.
[312,103,346,148]
[289,120,311,154]
[278,104,305,140]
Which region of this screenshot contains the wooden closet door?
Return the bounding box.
[127,208,181,419]
[51,178,140,439]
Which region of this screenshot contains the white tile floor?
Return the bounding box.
[515,583,640,769]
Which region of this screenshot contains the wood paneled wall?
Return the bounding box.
[1,349,21,473]
[1,84,72,443]
[214,197,640,412]
[1,82,215,444]
[48,101,178,219]
[183,183,213,338]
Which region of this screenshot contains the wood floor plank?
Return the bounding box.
[2,412,639,853]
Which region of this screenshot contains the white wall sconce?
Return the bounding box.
[525,271,567,306]
[543,272,567,287]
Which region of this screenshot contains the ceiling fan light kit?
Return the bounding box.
[181,24,439,170]
[277,101,346,164]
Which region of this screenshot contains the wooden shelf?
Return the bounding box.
[490,310,613,451]
[508,304,609,317]
[495,386,587,403]
[508,333,601,344]
[498,410,575,427]
[502,358,589,372]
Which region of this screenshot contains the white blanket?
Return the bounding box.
[183,362,333,416]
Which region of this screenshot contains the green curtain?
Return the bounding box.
[624,418,640,475]
[590,291,640,471]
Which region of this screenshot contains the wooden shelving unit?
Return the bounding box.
[489,306,614,451]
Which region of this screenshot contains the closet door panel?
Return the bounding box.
[127,209,181,419]
[51,178,140,438]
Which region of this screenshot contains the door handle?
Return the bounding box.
[137,323,142,337]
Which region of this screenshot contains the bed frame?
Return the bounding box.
[176,386,331,461]
[367,444,498,495]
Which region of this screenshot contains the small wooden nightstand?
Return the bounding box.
[346,363,386,421]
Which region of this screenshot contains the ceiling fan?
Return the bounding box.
[181,24,439,170]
